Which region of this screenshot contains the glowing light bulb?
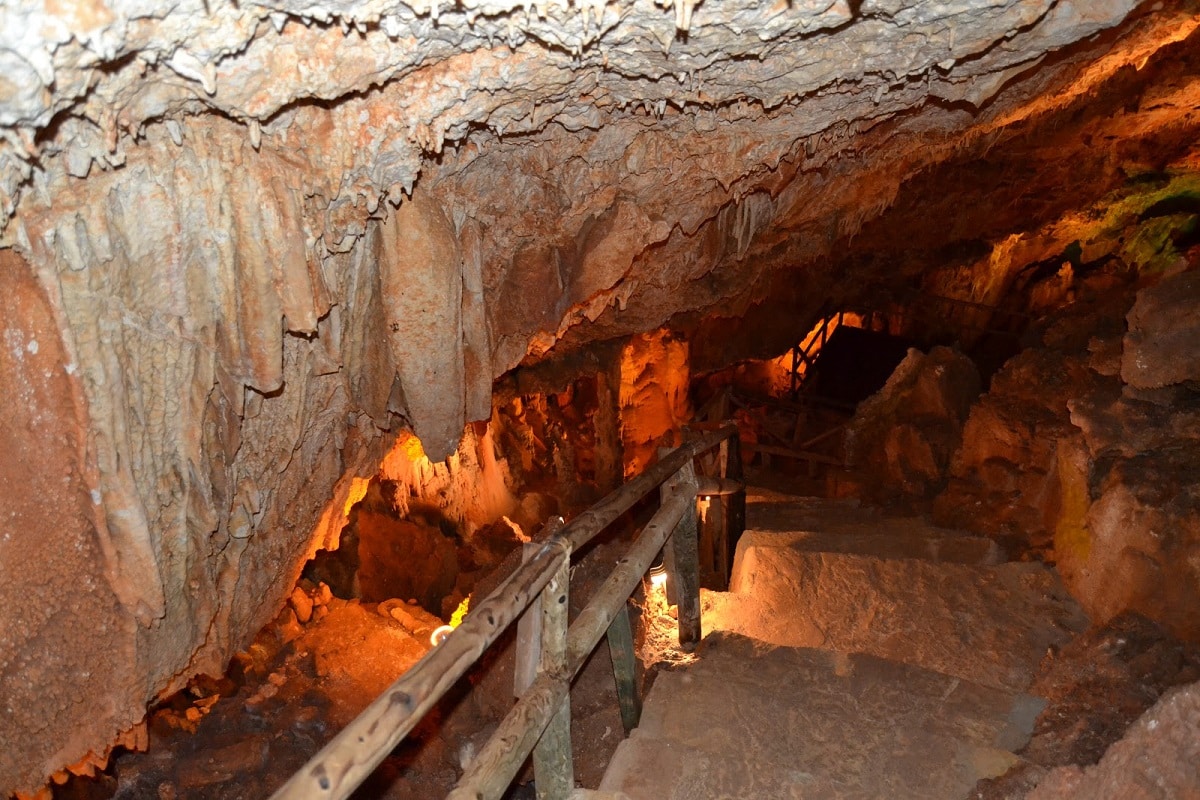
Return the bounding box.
[649,564,668,589]
[430,625,454,646]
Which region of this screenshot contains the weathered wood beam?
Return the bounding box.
[530,548,573,800]
[605,602,642,735]
[723,432,745,585]
[661,458,701,650]
[743,442,844,466]
[515,543,546,700]
[796,423,846,451]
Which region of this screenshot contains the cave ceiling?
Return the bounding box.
[4,3,1199,384]
[2,1,1200,795]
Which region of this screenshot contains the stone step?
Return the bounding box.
[706,546,1086,693]
[744,493,1002,565]
[738,527,1003,566]
[601,634,1043,800]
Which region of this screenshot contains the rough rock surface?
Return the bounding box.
[604,634,1041,800]
[602,486,1077,798]
[936,257,1200,642]
[2,0,1200,793]
[935,346,1107,549]
[845,345,981,501]
[708,539,1085,694]
[972,612,1200,799]
[1026,682,1200,800]
[1122,269,1200,389]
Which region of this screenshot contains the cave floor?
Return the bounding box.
[58,478,1200,800]
[600,489,1090,799]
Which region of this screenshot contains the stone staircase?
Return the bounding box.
[599,489,1088,800]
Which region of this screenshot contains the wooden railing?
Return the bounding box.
[270,423,742,800]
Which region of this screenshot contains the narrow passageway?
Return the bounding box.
[602,482,1087,799]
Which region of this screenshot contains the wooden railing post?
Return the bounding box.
[605,602,642,734]
[724,430,746,581]
[661,452,701,650]
[514,533,573,800]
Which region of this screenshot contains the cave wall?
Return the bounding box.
[2,0,1200,794]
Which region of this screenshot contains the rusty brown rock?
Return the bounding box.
[846,345,981,501]
[1028,681,1200,800]
[0,250,138,795]
[1122,270,1200,389]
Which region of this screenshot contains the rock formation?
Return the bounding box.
[845,345,981,502]
[933,174,1200,642]
[1,0,1200,794]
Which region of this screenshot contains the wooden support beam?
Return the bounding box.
[533,550,573,800]
[695,476,743,497]
[448,492,691,800]
[796,423,846,451]
[696,493,726,590]
[723,433,746,584]
[661,454,700,650]
[605,602,642,735]
[515,543,574,799]
[514,543,545,700]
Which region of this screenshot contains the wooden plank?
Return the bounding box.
[532,550,573,800]
[695,476,742,497]
[723,433,745,586]
[661,456,700,650]
[797,423,846,451]
[448,492,691,800]
[695,492,721,589]
[605,602,642,734]
[698,494,727,591]
[514,542,545,699]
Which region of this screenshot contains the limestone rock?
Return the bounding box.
[712,544,1085,693]
[374,192,466,461]
[1122,270,1200,389]
[355,512,459,615]
[936,268,1200,642]
[1060,437,1200,641]
[934,348,1105,546]
[0,250,139,797]
[1028,681,1200,800]
[845,346,981,500]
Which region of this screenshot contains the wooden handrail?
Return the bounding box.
[448,487,695,800]
[270,423,737,800]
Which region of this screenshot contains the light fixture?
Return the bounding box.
[430,625,454,646]
[648,563,668,588]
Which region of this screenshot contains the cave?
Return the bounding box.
[3,1,1200,798]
